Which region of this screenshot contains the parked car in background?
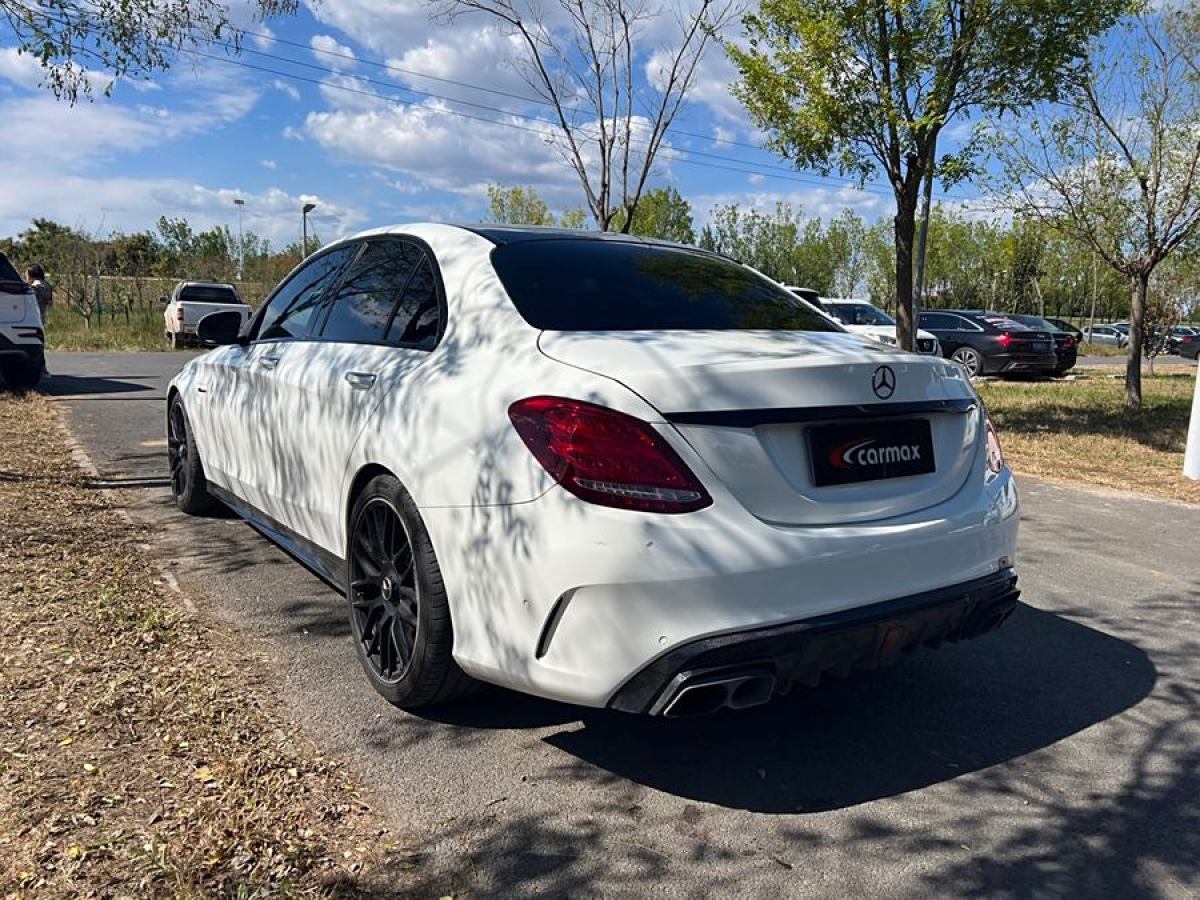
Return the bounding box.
[1166,325,1199,354]
[0,251,44,389]
[1081,324,1128,347]
[163,281,252,348]
[167,224,1021,716]
[919,310,1058,377]
[819,298,941,355]
[1011,314,1078,375]
[1174,330,1200,359]
[1044,317,1083,341]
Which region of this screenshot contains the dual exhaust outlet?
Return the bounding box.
[657,668,777,718]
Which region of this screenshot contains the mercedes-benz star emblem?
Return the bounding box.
[872,365,896,399]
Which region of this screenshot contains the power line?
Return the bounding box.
[230,42,826,181]
[238,26,785,155]
[190,46,994,206]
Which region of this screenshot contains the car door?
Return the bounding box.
[203,244,360,515]
[918,312,959,355]
[264,237,444,555]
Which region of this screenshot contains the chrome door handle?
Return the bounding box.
[258,355,280,370]
[344,371,377,390]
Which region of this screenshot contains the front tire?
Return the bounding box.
[346,475,476,709]
[951,346,983,377]
[167,396,219,515]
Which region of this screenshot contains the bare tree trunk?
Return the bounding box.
[894,197,919,351]
[1126,270,1149,409]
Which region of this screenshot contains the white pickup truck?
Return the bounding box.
[163,282,252,348]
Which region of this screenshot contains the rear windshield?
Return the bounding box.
[0,252,24,285]
[179,285,241,304]
[1013,315,1055,331]
[826,302,895,326]
[490,240,839,332]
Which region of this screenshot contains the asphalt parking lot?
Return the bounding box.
[37,350,1200,897]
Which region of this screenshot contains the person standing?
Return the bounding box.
[25,264,52,321]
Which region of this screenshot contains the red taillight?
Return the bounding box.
[985,417,1005,474]
[1063,336,1077,348]
[996,332,1013,348]
[508,396,712,514]
[175,307,184,321]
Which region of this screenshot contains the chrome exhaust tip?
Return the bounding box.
[659,669,777,718]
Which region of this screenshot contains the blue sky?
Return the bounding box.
[0,0,983,249]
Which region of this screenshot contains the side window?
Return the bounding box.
[920,313,953,330]
[318,240,419,344]
[950,315,982,332]
[256,245,358,341]
[386,253,442,349]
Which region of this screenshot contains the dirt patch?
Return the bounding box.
[0,394,428,896]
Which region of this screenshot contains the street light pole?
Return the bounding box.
[233,198,245,281]
[302,202,316,257]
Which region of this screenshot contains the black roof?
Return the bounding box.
[462,224,693,250]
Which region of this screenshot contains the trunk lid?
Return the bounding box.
[0,283,31,323]
[539,330,982,526]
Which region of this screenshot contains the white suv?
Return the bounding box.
[821,298,942,355]
[0,252,44,389]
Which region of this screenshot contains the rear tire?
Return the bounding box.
[0,350,44,390]
[168,396,219,515]
[346,474,477,709]
[951,346,983,377]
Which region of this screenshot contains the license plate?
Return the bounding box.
[808,419,936,486]
[1033,341,1050,351]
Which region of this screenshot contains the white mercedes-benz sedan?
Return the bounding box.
[167,224,1020,717]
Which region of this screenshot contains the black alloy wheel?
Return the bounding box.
[349,498,419,683]
[167,400,190,499]
[167,396,217,514]
[344,474,477,708]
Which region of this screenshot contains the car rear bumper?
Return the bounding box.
[425,458,1021,710]
[609,567,1020,715]
[0,329,44,357]
[992,351,1059,373]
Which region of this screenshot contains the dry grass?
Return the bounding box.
[0,394,425,896]
[978,368,1200,504]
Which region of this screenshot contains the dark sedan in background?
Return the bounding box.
[1012,314,1078,375]
[919,310,1058,377]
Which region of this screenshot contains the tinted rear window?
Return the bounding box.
[491,240,839,332]
[179,285,240,304]
[0,252,24,285]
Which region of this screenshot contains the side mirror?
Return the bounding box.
[196,309,245,347]
[159,296,169,305]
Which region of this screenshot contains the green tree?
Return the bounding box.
[698,202,836,291]
[612,187,696,243]
[1,0,300,102]
[825,208,868,296]
[727,0,1126,350]
[486,185,556,226]
[992,8,1200,408]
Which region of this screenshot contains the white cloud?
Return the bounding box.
[690,185,893,225]
[0,176,366,247]
[303,100,578,199]
[311,34,358,71]
[261,159,277,169]
[272,78,301,101]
